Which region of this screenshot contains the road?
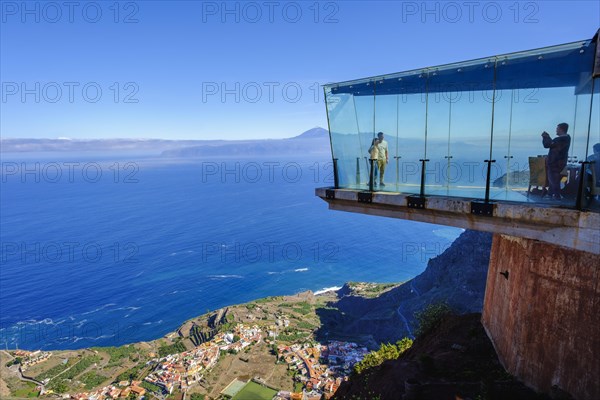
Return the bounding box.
[1,350,14,361]
[410,280,420,296]
[396,279,420,339]
[396,307,414,339]
[17,367,44,388]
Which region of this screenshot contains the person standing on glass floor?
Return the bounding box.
[376,132,389,187]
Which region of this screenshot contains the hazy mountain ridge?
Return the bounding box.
[0,128,330,155]
[161,127,330,157]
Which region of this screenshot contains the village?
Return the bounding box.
[6,321,369,400]
[273,340,369,400]
[67,324,262,399]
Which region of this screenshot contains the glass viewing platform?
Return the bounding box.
[322,31,600,212]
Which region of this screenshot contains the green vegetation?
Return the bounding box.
[269,344,278,356]
[217,314,237,333]
[13,382,39,398]
[36,358,74,381]
[278,300,315,315]
[295,321,316,330]
[43,355,101,393]
[79,371,108,389]
[92,346,138,364]
[277,331,310,342]
[158,341,187,357]
[218,322,236,333]
[347,282,398,297]
[231,381,277,400]
[115,362,147,382]
[353,338,413,375]
[369,283,396,291]
[255,296,281,304]
[190,325,217,346]
[293,381,304,392]
[140,380,162,394]
[5,357,22,367]
[60,355,101,380]
[46,379,69,394]
[189,394,206,400]
[414,302,454,338]
[291,301,312,315]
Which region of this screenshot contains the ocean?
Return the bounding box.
[0,153,462,350]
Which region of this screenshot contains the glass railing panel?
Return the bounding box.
[374,72,427,194]
[324,88,361,189]
[423,71,452,196]
[326,82,376,189]
[425,60,495,199]
[491,87,529,200]
[354,88,377,189]
[582,79,600,211]
[372,84,398,191]
[492,39,596,207]
[569,92,594,205]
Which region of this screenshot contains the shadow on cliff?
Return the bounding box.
[331,313,551,400]
[314,230,493,349]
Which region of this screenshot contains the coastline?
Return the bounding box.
[0,282,402,399]
[0,283,391,353]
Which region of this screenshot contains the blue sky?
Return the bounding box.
[1,0,598,140]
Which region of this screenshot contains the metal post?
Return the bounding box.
[369,159,375,192]
[356,157,361,186]
[394,156,401,186]
[333,158,339,189]
[419,159,429,197]
[444,155,453,192]
[575,161,589,210]
[484,159,496,203]
[503,155,513,190]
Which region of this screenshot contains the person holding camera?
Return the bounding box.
[541,122,571,200]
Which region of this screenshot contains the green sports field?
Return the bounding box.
[231,381,277,400]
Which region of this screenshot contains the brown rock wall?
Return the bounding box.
[482,234,599,400]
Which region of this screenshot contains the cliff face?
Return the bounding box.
[315,229,493,347]
[483,234,600,400]
[330,231,599,400]
[409,229,493,314]
[331,313,544,400]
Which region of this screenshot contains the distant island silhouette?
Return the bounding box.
[0,127,330,156]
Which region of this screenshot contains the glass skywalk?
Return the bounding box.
[324,33,600,210]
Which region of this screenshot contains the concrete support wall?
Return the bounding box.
[482,234,600,400]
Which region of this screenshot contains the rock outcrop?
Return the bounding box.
[315,230,493,348]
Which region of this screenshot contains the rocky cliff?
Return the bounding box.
[315,229,493,348]
[331,313,545,400]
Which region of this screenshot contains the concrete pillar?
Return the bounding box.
[482,234,600,400]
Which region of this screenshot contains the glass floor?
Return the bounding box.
[335,182,594,208]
